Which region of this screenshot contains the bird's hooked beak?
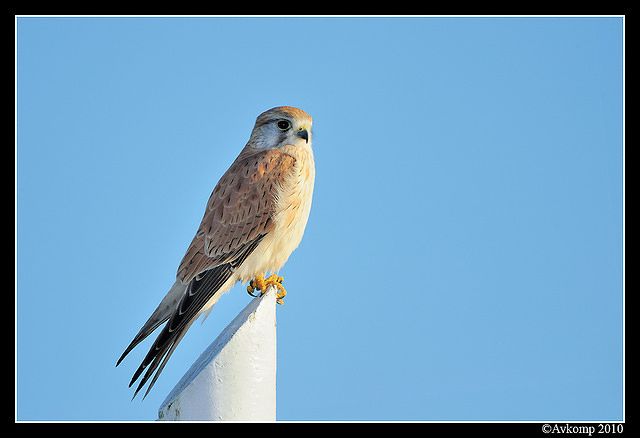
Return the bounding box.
[296,128,309,143]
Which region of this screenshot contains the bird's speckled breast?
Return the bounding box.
[235,144,315,283]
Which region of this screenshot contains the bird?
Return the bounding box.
[116,106,315,399]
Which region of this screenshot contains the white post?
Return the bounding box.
[158,286,277,421]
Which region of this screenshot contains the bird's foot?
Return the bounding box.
[247,274,287,305]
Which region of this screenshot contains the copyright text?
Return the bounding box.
[542,424,624,436]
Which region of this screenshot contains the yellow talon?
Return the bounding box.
[247,274,287,305]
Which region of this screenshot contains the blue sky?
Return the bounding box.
[16,16,624,421]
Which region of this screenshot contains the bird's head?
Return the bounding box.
[248,106,313,149]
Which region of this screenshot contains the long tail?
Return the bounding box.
[128,263,236,399]
[118,237,265,399]
[116,280,187,367]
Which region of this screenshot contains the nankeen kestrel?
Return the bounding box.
[116,106,315,399]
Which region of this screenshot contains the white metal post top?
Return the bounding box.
[158,286,277,421]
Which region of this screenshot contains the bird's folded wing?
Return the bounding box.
[177,147,296,284]
[122,147,297,398]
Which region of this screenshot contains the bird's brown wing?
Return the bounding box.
[124,147,296,398]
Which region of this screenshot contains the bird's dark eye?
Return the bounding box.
[277,120,291,131]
